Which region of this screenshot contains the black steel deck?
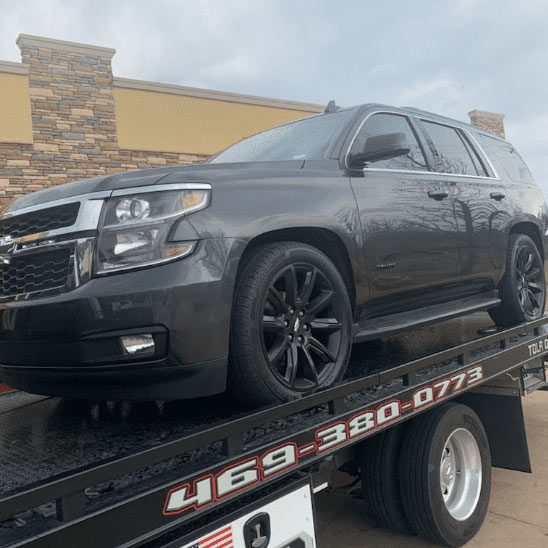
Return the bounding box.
[0,312,546,547]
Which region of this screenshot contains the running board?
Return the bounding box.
[354,293,501,342]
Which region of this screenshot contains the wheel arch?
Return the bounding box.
[508,220,545,260]
[235,227,358,316]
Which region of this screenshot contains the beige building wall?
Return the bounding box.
[113,79,321,155]
[0,62,33,144]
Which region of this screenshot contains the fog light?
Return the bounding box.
[120,334,155,357]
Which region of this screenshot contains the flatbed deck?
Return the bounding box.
[0,312,546,547]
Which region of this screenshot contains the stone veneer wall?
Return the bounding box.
[0,35,206,205]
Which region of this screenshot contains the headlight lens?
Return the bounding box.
[96,188,209,273]
[115,197,151,222]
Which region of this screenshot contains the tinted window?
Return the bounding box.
[349,113,427,171]
[477,134,535,184]
[211,108,356,163]
[422,121,479,176]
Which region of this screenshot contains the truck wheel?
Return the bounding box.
[229,242,352,407]
[490,234,545,327]
[399,403,491,547]
[360,425,411,534]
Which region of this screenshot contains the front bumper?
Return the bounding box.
[0,238,241,400]
[0,358,228,401]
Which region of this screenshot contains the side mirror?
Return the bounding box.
[348,132,410,168]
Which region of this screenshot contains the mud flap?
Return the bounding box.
[457,389,531,473]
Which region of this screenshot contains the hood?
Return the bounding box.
[6,160,305,212]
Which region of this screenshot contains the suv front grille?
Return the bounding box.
[0,202,80,240]
[0,248,73,298]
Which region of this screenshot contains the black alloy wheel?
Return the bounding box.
[515,244,544,318]
[260,262,345,391]
[229,242,352,407]
[490,234,546,327]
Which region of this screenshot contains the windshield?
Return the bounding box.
[211,108,356,163]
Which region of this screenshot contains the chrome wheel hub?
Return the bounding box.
[440,451,456,494]
[440,428,482,521]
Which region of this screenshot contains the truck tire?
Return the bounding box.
[360,424,411,534]
[490,234,545,327]
[399,403,491,547]
[229,242,352,407]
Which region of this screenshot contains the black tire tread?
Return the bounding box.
[361,425,411,534]
[399,404,450,543]
[229,243,293,407]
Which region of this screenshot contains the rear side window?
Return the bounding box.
[349,113,427,171]
[477,134,535,184]
[421,121,483,176]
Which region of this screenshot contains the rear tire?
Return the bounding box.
[360,425,412,534]
[399,403,491,546]
[229,242,352,407]
[490,234,545,327]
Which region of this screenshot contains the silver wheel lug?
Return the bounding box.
[298,310,304,317]
[287,334,293,342]
[304,324,309,331]
[288,308,294,315]
[284,321,289,327]
[297,336,303,343]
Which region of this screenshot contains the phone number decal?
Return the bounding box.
[163,365,483,516]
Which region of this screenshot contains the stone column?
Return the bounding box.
[16,34,117,184]
[468,109,505,139]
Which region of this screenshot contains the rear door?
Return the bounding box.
[347,111,461,318]
[417,119,509,296]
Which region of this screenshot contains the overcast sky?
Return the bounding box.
[1,0,547,193]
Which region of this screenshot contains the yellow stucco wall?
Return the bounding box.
[0,72,33,143]
[113,86,318,155]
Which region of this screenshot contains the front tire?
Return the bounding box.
[490,234,545,327]
[229,242,352,407]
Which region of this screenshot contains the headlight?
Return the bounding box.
[96,185,210,274]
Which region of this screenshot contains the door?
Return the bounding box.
[418,119,509,296]
[347,112,462,318]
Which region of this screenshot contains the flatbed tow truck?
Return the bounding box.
[0,312,547,548]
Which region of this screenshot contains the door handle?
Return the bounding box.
[490,192,506,201]
[427,190,449,201]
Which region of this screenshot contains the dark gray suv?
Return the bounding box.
[0,104,545,406]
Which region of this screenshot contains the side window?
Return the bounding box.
[421,121,479,176]
[460,133,488,177]
[477,134,535,184]
[349,113,427,171]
